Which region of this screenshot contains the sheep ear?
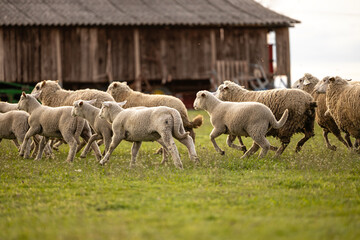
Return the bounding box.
[102,102,110,108]
[87,99,97,105]
[79,101,83,106]
[113,83,118,88]
[31,91,41,99]
[346,79,352,81]
[117,100,127,107]
[22,92,27,98]
[55,80,59,84]
[201,92,206,97]
[41,80,46,88]
[329,77,335,82]
[122,81,128,86]
[303,78,311,85]
[223,86,229,91]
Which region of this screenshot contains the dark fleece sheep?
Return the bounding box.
[215,81,317,157]
[292,73,350,150]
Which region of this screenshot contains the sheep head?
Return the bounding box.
[292,73,319,92]
[99,101,126,123]
[193,91,210,110]
[106,81,131,101]
[32,80,61,99]
[18,92,38,112]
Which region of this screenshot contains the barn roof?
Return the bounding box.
[0,0,299,27]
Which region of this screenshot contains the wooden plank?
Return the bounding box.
[133,28,141,91]
[275,27,291,86]
[210,29,216,70]
[0,28,4,81]
[89,28,98,82]
[55,29,62,85]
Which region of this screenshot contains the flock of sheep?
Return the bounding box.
[0,73,359,168]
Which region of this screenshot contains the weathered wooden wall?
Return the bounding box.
[0,26,284,87]
[275,27,291,86]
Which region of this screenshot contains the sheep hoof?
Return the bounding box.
[220,151,225,155]
[155,148,163,155]
[79,154,86,158]
[241,146,247,152]
[328,145,337,151]
[99,160,106,166]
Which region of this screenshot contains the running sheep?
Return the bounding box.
[106,81,203,141]
[193,90,288,158]
[71,99,112,157]
[17,92,102,162]
[292,73,350,150]
[98,101,199,169]
[215,81,316,157]
[315,76,360,150]
[0,110,32,158]
[0,101,18,113]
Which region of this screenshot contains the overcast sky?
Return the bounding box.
[256,0,360,84]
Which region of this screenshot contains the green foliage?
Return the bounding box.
[0,110,359,240]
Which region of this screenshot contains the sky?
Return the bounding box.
[256,0,360,85]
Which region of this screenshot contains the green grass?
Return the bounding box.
[1,110,360,240]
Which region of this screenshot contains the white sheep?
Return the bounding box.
[0,101,18,113]
[71,99,112,157]
[193,90,288,158]
[98,101,199,169]
[17,92,102,162]
[215,81,316,157]
[292,73,350,150]
[31,80,115,108]
[106,81,203,141]
[0,110,32,158]
[315,76,360,150]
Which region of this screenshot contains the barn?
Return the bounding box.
[0,0,298,105]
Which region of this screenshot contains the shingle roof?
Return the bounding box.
[0,0,299,27]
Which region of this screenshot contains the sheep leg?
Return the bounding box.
[253,137,271,158]
[80,130,102,161]
[18,134,31,159]
[274,139,290,157]
[20,126,40,157]
[188,128,196,143]
[295,131,314,153]
[161,132,183,169]
[11,139,20,150]
[103,134,112,155]
[80,133,102,158]
[100,134,122,165]
[130,141,142,167]
[34,136,49,161]
[240,142,260,159]
[210,127,226,155]
[323,129,337,151]
[227,135,246,153]
[62,134,78,163]
[344,133,353,148]
[177,135,199,163]
[156,139,169,165]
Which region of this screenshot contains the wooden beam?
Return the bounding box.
[106,39,113,83]
[210,29,216,70]
[275,27,291,87]
[0,28,4,81]
[133,28,141,91]
[55,29,62,86]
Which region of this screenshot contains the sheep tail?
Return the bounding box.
[185,115,203,129]
[170,109,189,140]
[74,118,85,145]
[271,109,289,129]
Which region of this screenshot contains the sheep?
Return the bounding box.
[71,99,112,157]
[0,110,32,158]
[292,73,350,150]
[17,92,102,162]
[315,76,360,150]
[31,80,115,108]
[215,80,316,157]
[193,90,288,158]
[106,81,203,141]
[0,101,18,113]
[98,101,199,169]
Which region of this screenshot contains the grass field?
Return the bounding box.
[1,110,360,240]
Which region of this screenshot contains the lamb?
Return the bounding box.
[215,80,316,156]
[0,101,18,113]
[98,101,199,169]
[0,110,32,158]
[31,80,115,108]
[315,76,360,150]
[17,92,102,162]
[106,81,203,141]
[193,90,288,158]
[71,99,112,156]
[292,73,350,150]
